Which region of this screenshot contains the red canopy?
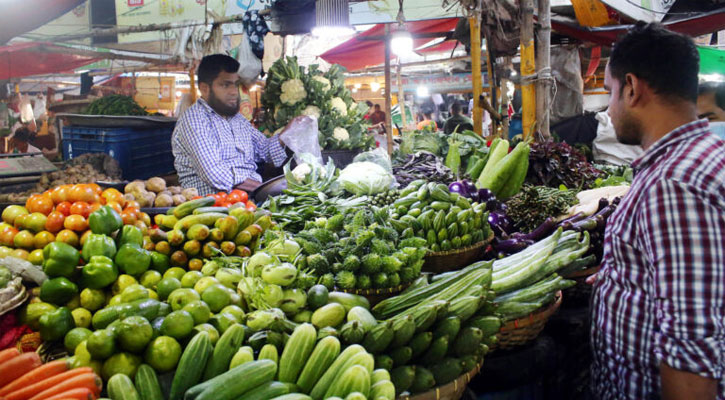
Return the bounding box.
[0,42,99,80]
[416,40,461,54]
[0,0,85,44]
[320,18,460,71]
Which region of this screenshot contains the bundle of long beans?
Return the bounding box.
[505,185,578,233]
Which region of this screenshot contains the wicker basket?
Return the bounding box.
[422,232,494,274]
[492,291,563,351]
[397,364,482,400]
[562,266,600,304]
[339,283,411,306]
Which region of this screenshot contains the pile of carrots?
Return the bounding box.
[0,348,102,400]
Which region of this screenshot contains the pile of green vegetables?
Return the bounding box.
[505,185,579,233]
[85,95,149,116]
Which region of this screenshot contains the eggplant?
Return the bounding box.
[571,215,601,232]
[463,180,477,196]
[448,181,468,197]
[485,199,501,212]
[492,238,534,254]
[557,212,586,230]
[478,188,494,203]
[596,198,610,212]
[511,217,557,242]
[488,211,513,237]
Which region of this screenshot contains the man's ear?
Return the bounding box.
[625,73,643,107]
[199,82,210,98]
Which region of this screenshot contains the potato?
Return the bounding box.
[172,194,186,206]
[159,190,172,198]
[154,193,174,207]
[144,192,156,208]
[125,181,145,194]
[181,187,199,200]
[123,193,136,202]
[145,177,167,193]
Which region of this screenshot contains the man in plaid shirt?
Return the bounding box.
[172,54,291,195]
[591,23,725,399]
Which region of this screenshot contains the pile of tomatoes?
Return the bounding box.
[196,189,256,210]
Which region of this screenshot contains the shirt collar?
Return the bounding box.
[631,118,711,172]
[196,98,242,122]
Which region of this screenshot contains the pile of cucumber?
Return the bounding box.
[390,180,492,253]
[476,139,530,200]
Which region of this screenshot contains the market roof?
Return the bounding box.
[0,42,100,80]
[0,0,85,44]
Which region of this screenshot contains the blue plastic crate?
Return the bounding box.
[62,125,176,180]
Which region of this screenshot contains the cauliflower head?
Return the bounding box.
[312,76,331,92]
[330,97,347,116]
[280,78,307,105]
[292,163,313,182]
[301,105,321,119]
[333,127,349,141]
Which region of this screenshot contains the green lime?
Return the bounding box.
[64,327,92,353]
[150,317,164,340]
[74,340,92,362]
[156,277,181,300]
[112,274,138,295]
[163,267,186,281]
[65,294,81,310]
[182,300,212,325]
[117,316,153,353]
[108,294,123,306]
[120,284,149,303]
[101,352,142,381]
[71,308,92,328]
[160,310,194,340]
[193,323,220,345]
[167,288,200,311]
[87,329,117,360]
[220,305,245,323]
[144,336,182,372]
[139,270,162,289]
[80,288,106,311]
[201,284,231,313]
[193,276,219,294]
[180,271,203,288]
[208,312,237,334]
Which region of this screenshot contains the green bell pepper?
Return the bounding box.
[42,242,80,278]
[39,306,75,341]
[115,243,151,276]
[88,205,123,235]
[81,256,119,289]
[117,225,143,247]
[39,277,78,305]
[82,233,117,262]
[150,251,170,273]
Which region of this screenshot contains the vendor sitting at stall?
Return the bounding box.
[172,54,292,195]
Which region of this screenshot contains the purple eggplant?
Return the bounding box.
[511,217,557,241]
[492,238,534,254]
[557,212,586,230]
[448,181,468,197]
[488,211,513,236]
[596,197,610,212]
[478,188,494,203]
[463,180,477,196]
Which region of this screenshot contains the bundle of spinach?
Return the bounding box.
[505,185,579,233]
[526,141,602,189]
[85,95,148,116]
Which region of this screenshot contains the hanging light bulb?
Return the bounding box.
[312,0,355,37]
[391,28,413,57]
[370,81,381,92]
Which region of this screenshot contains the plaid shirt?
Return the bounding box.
[591,119,725,400]
[172,99,287,195]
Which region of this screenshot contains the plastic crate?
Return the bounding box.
[62,125,176,180]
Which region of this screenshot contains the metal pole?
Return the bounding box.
[397,59,406,128]
[470,15,483,135]
[519,0,537,141]
[384,25,394,156]
[536,0,552,139]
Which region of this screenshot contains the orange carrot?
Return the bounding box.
[0,359,69,396]
[0,348,20,365]
[28,373,101,400]
[3,367,93,400]
[0,352,41,389]
[42,387,96,400]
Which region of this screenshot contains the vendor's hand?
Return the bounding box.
[235,179,262,192]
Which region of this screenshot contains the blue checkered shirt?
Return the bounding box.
[172,99,287,195]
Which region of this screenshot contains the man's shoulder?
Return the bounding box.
[650,133,725,192]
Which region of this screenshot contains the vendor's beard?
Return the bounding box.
[614,111,643,146]
[208,90,240,117]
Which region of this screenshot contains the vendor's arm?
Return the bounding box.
[639,180,724,400]
[245,118,287,167]
[176,115,252,192]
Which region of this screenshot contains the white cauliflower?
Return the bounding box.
[330,97,347,116]
[333,127,349,141]
[292,163,312,182]
[301,105,321,119]
[280,79,307,105]
[312,76,331,92]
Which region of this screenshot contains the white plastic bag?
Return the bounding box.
[237,33,262,88]
[19,94,34,123]
[278,115,322,164]
[33,94,46,120]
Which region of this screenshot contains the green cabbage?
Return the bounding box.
[338,161,393,195]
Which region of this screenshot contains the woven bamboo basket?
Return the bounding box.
[561,265,600,304]
[340,283,411,306]
[397,363,482,400]
[492,291,563,351]
[422,232,494,274]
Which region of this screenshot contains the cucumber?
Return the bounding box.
[374,354,393,371]
[169,331,212,400]
[410,366,436,393]
[421,335,448,365]
[340,320,365,345]
[202,323,246,380]
[259,344,279,369]
[327,292,370,312]
[108,373,141,400]
[453,327,484,358]
[134,364,163,400]
[390,366,416,395]
[229,346,255,370]
[192,359,276,400]
[174,197,216,219]
[370,380,396,400]
[389,315,416,348]
[468,316,501,337]
[311,303,346,329]
[429,357,463,385]
[324,365,371,399]
[346,307,377,331]
[446,295,482,322]
[390,346,412,367]
[344,393,365,400]
[243,381,295,400]
[371,369,391,385]
[409,331,433,359]
[173,212,228,231]
[361,320,393,354]
[271,395,313,400]
[460,355,478,373]
[193,206,229,215]
[278,323,317,383]
[309,344,365,399]
[296,336,341,393]
[433,316,461,340]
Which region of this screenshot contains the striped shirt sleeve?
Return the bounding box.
[245,118,287,167]
[638,179,725,379]
[176,113,237,192]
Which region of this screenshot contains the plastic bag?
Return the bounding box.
[33,94,46,120]
[237,33,262,88]
[352,147,393,174]
[278,115,322,164]
[19,94,34,123]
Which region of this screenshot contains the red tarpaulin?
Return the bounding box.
[552,9,725,45]
[417,40,461,54]
[320,18,460,71]
[0,0,85,44]
[0,42,99,80]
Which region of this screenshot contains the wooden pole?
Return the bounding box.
[470,15,483,136]
[189,68,197,103]
[397,59,407,128]
[384,25,394,156]
[519,0,537,141]
[536,0,552,139]
[485,47,497,137]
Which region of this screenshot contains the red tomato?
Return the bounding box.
[45,212,66,234]
[227,192,242,204]
[192,196,202,200]
[120,210,137,225]
[55,201,72,217]
[220,202,232,208]
[238,191,249,203]
[246,201,256,211]
[64,215,88,232]
[70,201,91,218]
[212,194,224,207]
[26,194,54,216]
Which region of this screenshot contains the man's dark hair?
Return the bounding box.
[197,54,240,86]
[374,104,381,110]
[609,22,699,103]
[699,81,725,110]
[365,100,373,107]
[451,102,462,114]
[13,126,32,142]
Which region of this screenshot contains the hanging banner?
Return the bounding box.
[401,73,487,93]
[134,76,176,111]
[27,1,91,44]
[601,0,675,23]
[115,0,227,43]
[350,0,461,25]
